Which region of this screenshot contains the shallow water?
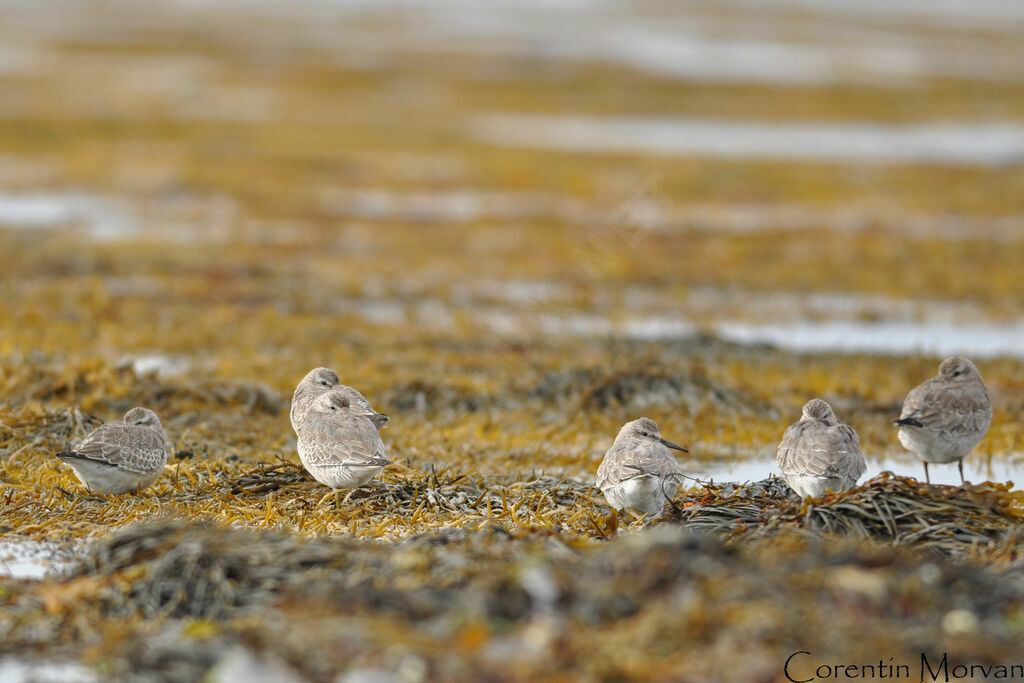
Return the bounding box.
[0,538,80,580]
[0,190,235,242]
[472,114,1024,167]
[185,0,1024,85]
[0,192,132,237]
[326,290,1024,358]
[714,319,1024,359]
[0,660,98,683]
[698,453,1024,488]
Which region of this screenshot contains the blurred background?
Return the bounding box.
[0,0,1022,481]
[2,4,1024,679]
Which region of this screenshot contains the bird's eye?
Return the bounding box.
[320,381,329,386]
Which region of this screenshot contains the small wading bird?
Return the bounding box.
[56,407,168,494]
[289,366,384,434]
[297,388,390,500]
[596,417,689,515]
[895,355,992,485]
[776,399,866,499]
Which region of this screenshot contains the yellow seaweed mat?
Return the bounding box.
[3,351,1024,680]
[669,472,1024,560]
[3,512,1024,681]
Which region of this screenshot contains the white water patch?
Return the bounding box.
[3,0,1022,87]
[482,309,1024,358]
[715,319,1024,359]
[726,0,1024,28]
[331,291,1024,359]
[115,354,192,380]
[0,44,40,75]
[471,114,1024,167]
[0,538,80,580]
[686,288,984,326]
[178,0,1024,84]
[321,190,1024,241]
[321,188,590,225]
[0,190,238,242]
[0,660,98,683]
[0,192,134,237]
[697,453,1024,489]
[660,204,1024,242]
[206,647,307,683]
[477,310,696,341]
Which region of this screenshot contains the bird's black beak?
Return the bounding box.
[661,438,688,453]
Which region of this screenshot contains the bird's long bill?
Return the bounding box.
[660,438,689,453]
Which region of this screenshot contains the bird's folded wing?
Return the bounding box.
[597,443,681,488]
[778,422,863,480]
[67,424,164,473]
[776,422,809,474]
[829,423,866,480]
[301,418,388,467]
[900,381,992,434]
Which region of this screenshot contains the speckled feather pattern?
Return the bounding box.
[776,412,865,488]
[596,439,684,491]
[290,367,381,434]
[899,374,992,439]
[66,421,167,474]
[596,418,686,513]
[56,408,168,494]
[297,389,389,489]
[897,356,992,465]
[298,416,387,468]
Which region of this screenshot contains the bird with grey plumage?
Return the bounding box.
[297,388,390,491]
[290,367,386,434]
[595,417,689,515]
[55,407,168,494]
[895,355,992,485]
[776,399,866,499]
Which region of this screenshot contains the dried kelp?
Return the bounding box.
[10,518,1024,682]
[73,520,350,619]
[670,473,1021,557]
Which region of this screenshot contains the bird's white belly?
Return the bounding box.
[897,426,982,464]
[68,460,161,495]
[784,473,851,499]
[601,475,677,515]
[307,462,383,489]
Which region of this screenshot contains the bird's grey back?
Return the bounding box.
[72,420,167,474]
[299,408,388,467]
[290,369,379,433]
[900,372,992,436]
[596,437,683,490]
[777,417,865,482]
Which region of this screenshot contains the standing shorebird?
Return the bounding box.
[297,388,390,491]
[289,367,380,434]
[595,417,689,515]
[776,399,866,499]
[55,407,168,494]
[895,355,992,485]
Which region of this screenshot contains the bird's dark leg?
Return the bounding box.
[661,479,683,517]
[958,460,965,485]
[924,462,930,484]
